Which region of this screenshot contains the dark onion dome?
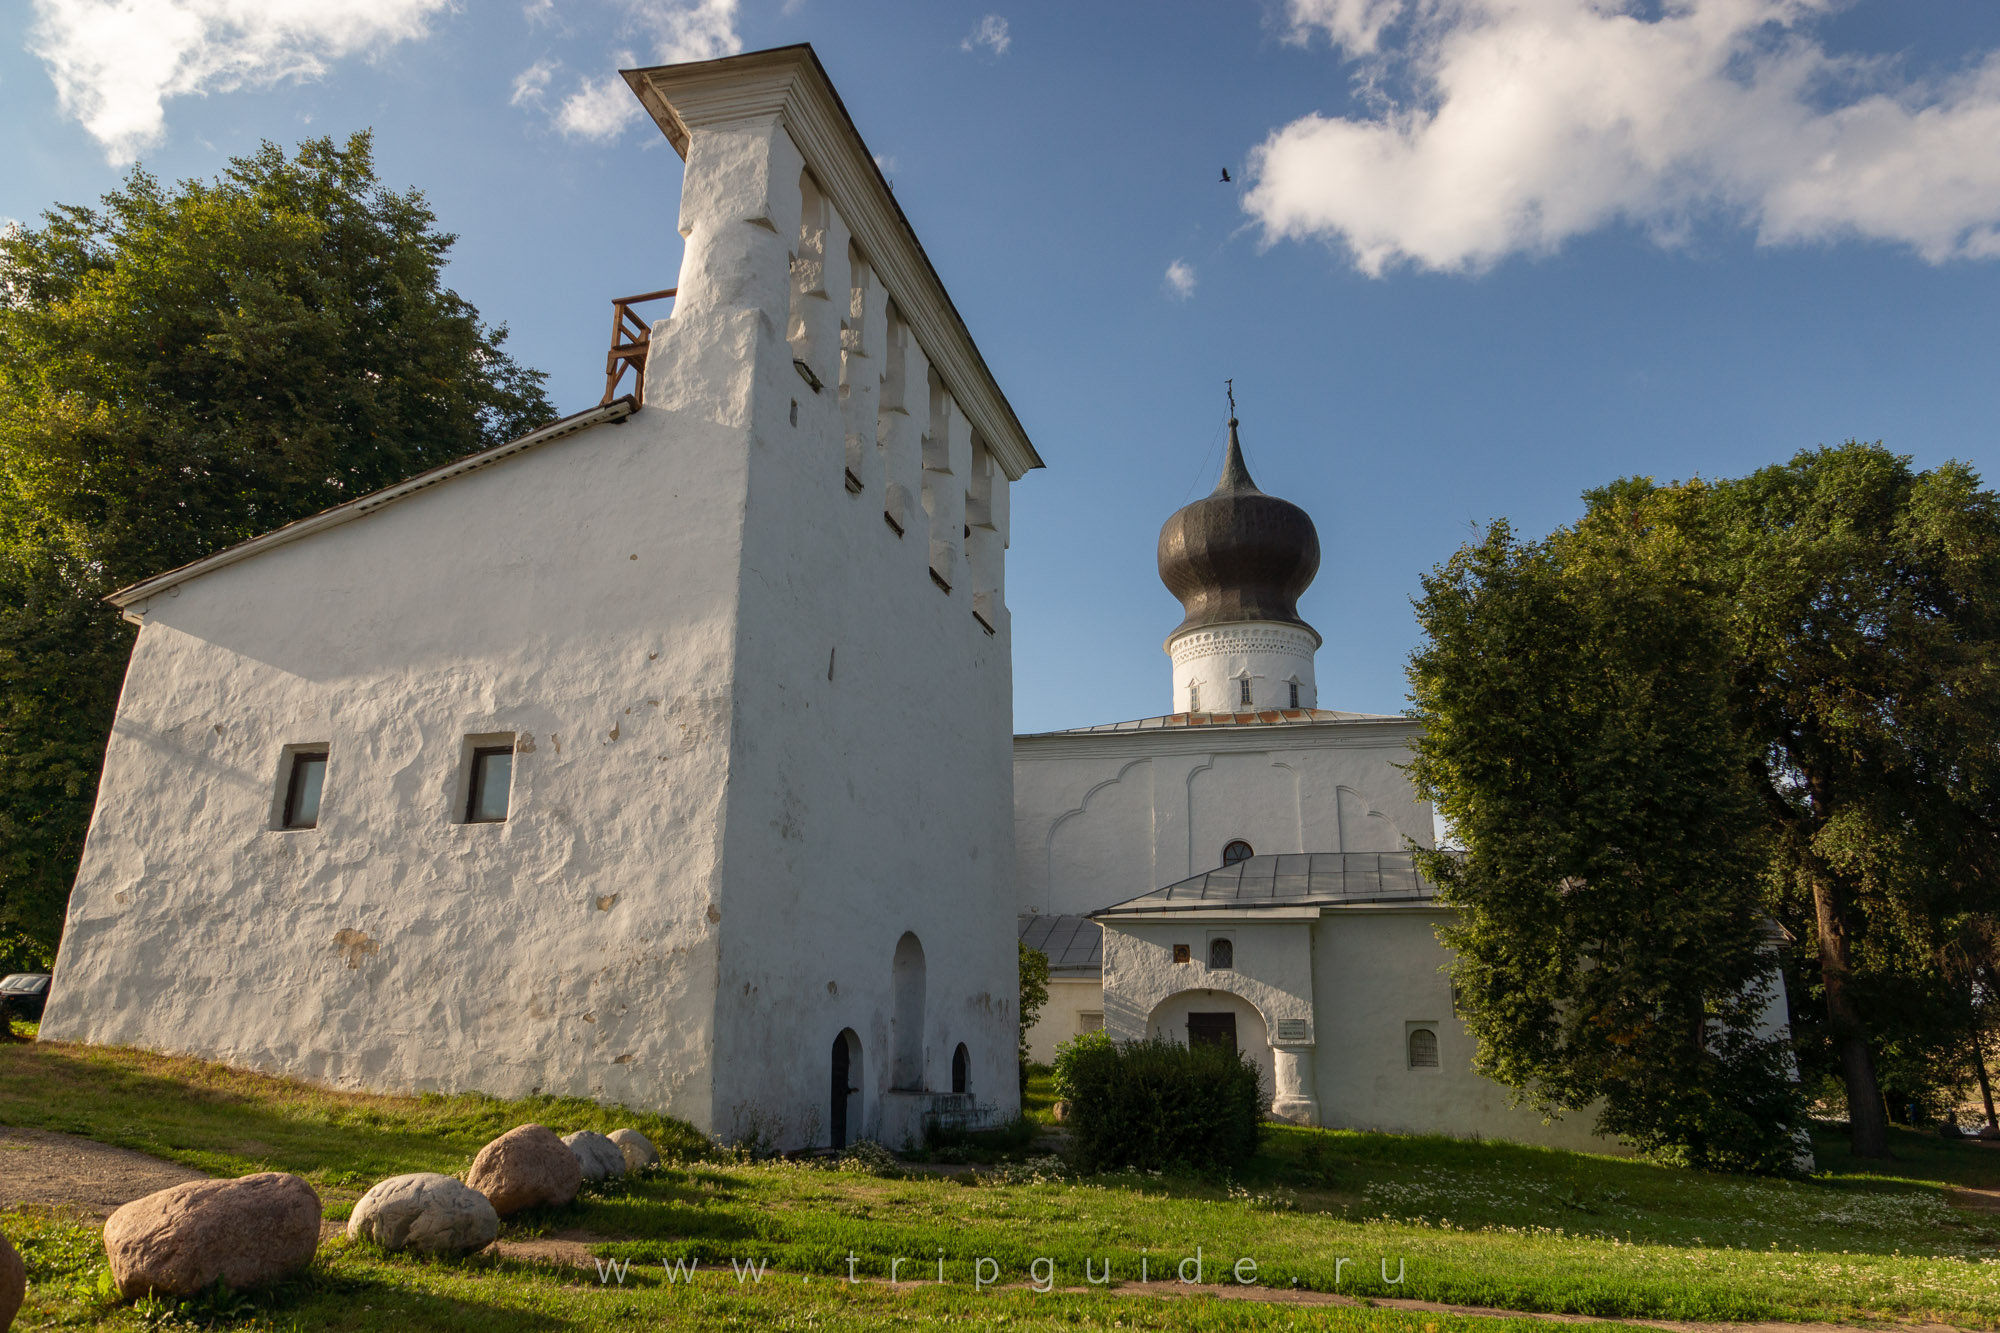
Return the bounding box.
[1157,418,1320,641]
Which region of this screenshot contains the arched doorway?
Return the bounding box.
[830,1029,862,1148]
[891,932,926,1090]
[1146,989,1274,1104]
[951,1042,970,1094]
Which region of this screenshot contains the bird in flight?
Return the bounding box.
[1219,167,1232,183]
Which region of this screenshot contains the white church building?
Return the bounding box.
[41,44,1796,1159]
[1013,420,1636,1152]
[41,46,1035,1152]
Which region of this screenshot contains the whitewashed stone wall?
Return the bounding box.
[1168,622,1319,714]
[1013,718,1433,920]
[45,52,1030,1151]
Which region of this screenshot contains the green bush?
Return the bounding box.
[1051,1031,1265,1174]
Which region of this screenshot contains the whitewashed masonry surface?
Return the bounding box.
[43,45,1038,1153]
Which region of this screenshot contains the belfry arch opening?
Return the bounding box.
[892,932,927,1090]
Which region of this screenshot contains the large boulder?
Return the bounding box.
[347,1173,499,1255]
[465,1125,581,1216]
[607,1128,660,1173]
[562,1131,627,1182]
[2,1227,24,1333]
[102,1173,320,1299]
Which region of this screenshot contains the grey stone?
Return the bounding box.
[562,1130,627,1182]
[607,1128,660,1173]
[347,1173,499,1255]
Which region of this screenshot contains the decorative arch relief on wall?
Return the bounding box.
[1185,754,1303,872]
[1042,757,1154,912]
[1336,783,1404,853]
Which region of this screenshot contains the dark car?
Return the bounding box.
[1,972,50,1022]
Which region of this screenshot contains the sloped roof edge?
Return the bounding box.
[622,44,1043,482]
[107,397,638,613]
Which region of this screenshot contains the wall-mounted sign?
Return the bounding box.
[1274,1018,1308,1042]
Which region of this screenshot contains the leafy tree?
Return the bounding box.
[1408,486,1806,1172]
[0,133,552,971]
[1703,446,2000,1156]
[1018,941,1050,1066]
[1413,443,2000,1163]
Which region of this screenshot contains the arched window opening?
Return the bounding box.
[1408,1027,1439,1069]
[831,1029,862,1148]
[951,1043,970,1095]
[1208,938,1234,970]
[892,932,927,1090]
[1222,840,1254,867]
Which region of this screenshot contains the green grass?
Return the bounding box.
[7,1040,2000,1329]
[4,1208,1627,1333]
[1022,1062,1057,1124]
[0,1040,707,1194]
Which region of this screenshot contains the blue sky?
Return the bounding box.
[5,1,1999,733]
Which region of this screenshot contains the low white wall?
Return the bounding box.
[1310,907,1620,1153]
[1024,977,1105,1065]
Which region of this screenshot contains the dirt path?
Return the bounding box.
[508,1249,1961,1333]
[0,1126,210,1217]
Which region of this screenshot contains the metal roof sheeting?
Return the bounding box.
[1018,914,1103,972]
[1028,708,1404,737]
[1093,852,1443,916]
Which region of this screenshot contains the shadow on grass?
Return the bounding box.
[0,1040,708,1186]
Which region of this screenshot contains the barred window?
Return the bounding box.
[1408,1027,1440,1069]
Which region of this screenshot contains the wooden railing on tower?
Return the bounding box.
[601,288,677,405]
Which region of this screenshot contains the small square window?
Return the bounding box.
[281,750,328,829]
[1077,1011,1104,1035]
[466,746,514,823]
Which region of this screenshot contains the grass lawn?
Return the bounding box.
[5,1039,2000,1330]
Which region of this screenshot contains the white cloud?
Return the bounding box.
[1246,0,2000,275]
[1164,259,1197,299]
[961,15,1010,58]
[635,0,741,64]
[556,69,642,140]
[29,0,449,164]
[535,0,740,143]
[510,58,555,108]
[522,0,556,26]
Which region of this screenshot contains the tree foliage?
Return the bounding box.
[0,133,552,971]
[1411,442,2000,1163]
[1018,941,1050,1066]
[1408,485,1806,1172]
[1704,447,2000,1155]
